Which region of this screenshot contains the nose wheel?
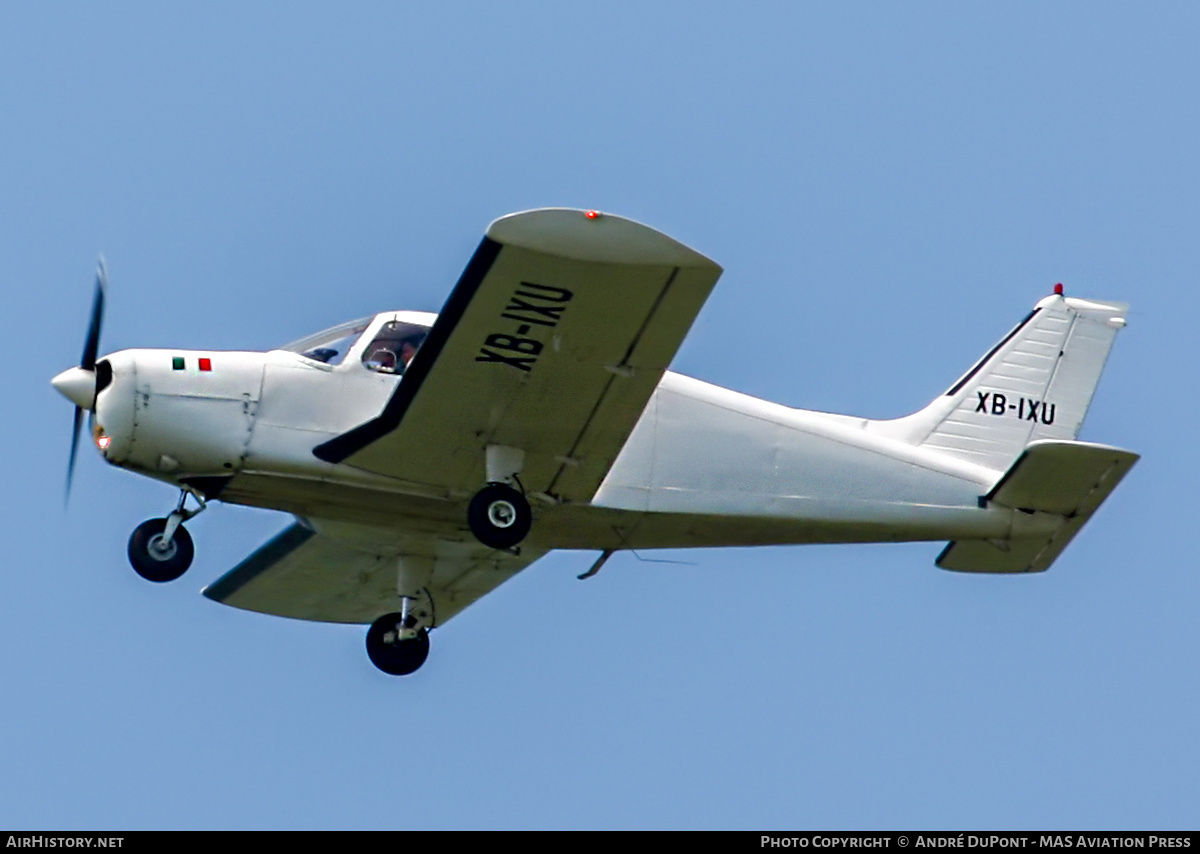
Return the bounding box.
[127,487,205,582]
[366,612,431,675]
[128,517,195,582]
[467,483,531,550]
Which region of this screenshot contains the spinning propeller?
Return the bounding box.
[52,258,107,500]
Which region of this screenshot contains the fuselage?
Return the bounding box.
[81,310,1045,553]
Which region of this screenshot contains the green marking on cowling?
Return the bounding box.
[172,356,185,370]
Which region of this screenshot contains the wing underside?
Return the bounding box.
[203,520,546,625]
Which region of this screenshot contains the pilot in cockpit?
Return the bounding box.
[362,320,428,374]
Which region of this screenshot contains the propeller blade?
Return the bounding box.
[81,257,106,371]
[66,257,107,504]
[66,405,84,503]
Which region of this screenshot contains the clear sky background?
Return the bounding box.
[3,2,1197,830]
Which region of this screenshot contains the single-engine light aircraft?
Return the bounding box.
[52,209,1138,675]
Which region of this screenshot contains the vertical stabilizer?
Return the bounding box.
[870,293,1129,471]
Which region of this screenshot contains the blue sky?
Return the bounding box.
[3,3,1198,829]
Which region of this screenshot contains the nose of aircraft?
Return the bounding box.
[52,366,97,410]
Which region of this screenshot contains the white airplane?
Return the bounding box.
[52,209,1138,676]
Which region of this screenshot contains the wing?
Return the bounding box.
[314,208,722,503]
[202,520,547,625]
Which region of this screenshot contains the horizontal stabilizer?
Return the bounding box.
[936,440,1138,573]
[986,440,1140,515]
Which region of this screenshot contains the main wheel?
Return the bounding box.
[127,517,194,583]
[467,483,532,550]
[365,612,430,676]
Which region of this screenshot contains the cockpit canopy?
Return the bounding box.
[282,316,372,365]
[281,311,435,374]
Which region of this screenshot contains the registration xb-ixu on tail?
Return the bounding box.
[51,208,1138,676]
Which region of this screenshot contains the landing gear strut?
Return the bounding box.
[127,488,205,583]
[366,612,430,675]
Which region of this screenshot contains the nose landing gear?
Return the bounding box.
[128,518,194,582]
[127,488,206,582]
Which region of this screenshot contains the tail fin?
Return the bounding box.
[870,292,1129,471]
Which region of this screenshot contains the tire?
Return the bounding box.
[127,518,194,583]
[467,483,532,550]
[365,612,430,675]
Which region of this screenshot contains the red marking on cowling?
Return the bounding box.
[198,358,212,372]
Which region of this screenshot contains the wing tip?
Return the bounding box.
[486,208,721,271]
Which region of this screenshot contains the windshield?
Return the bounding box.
[280,316,372,365]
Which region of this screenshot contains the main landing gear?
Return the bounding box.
[466,445,533,550]
[365,613,430,676]
[365,557,435,675]
[127,488,206,582]
[467,483,531,550]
